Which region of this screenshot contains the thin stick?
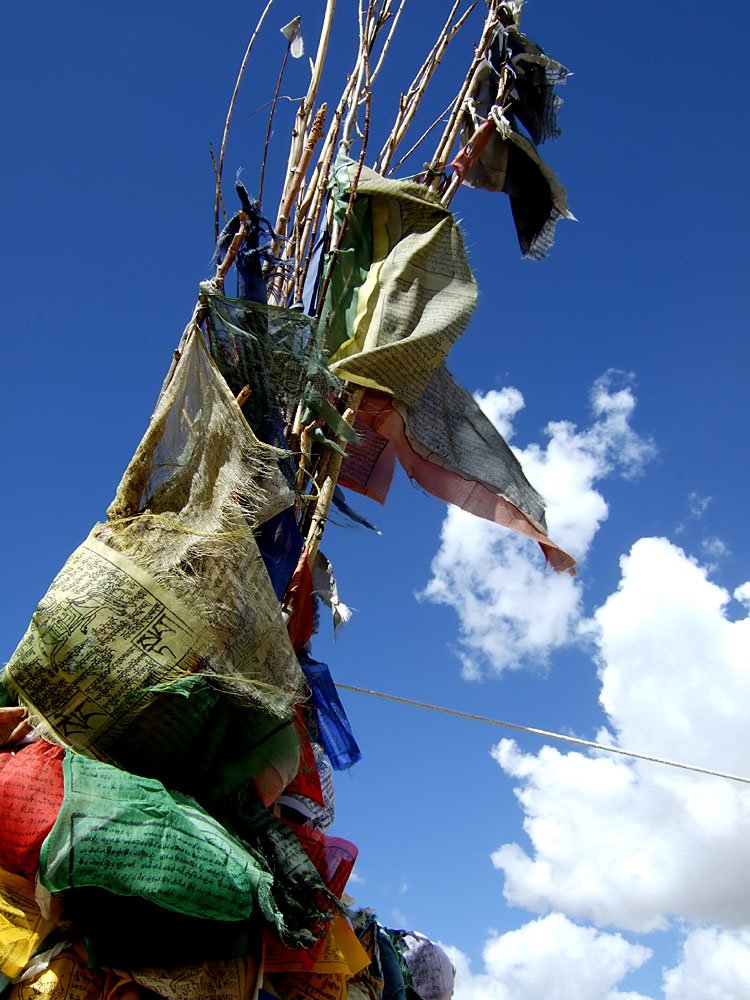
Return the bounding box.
[268,103,328,305]
[304,387,365,566]
[387,95,455,175]
[427,1,501,190]
[258,43,291,205]
[214,212,249,291]
[214,0,276,241]
[276,105,328,244]
[376,1,475,175]
[369,0,407,85]
[209,142,225,228]
[276,0,336,240]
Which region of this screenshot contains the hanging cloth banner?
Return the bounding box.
[4,327,304,756]
[118,953,261,1000]
[0,741,64,878]
[262,824,358,973]
[453,21,574,259]
[340,377,575,573]
[0,868,56,980]
[38,752,278,925]
[323,158,478,407]
[299,652,362,771]
[6,949,114,1000]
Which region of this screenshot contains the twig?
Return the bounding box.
[208,143,225,229]
[258,42,291,205]
[214,0,276,241]
[376,1,475,175]
[304,387,365,566]
[427,0,501,191]
[276,105,328,242]
[268,103,328,305]
[213,211,249,291]
[387,95,455,175]
[369,0,407,85]
[276,0,336,240]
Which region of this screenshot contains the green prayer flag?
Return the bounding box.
[39,752,277,923]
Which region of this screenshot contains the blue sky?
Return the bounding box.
[3,2,750,997]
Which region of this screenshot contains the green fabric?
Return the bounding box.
[107,675,299,809]
[0,671,17,708]
[317,159,374,358]
[221,799,336,950]
[39,752,277,924]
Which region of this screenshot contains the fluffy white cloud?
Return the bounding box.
[445,913,653,1000]
[491,537,750,933]
[419,372,655,676]
[662,927,750,999]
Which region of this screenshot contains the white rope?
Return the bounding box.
[336,682,750,785]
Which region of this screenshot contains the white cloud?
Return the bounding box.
[491,538,750,933]
[445,913,654,1000]
[420,372,655,676]
[676,492,712,534]
[476,386,525,442]
[662,927,750,999]
[700,535,729,568]
[688,492,711,520]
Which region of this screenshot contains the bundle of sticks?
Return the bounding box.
[204,0,568,569]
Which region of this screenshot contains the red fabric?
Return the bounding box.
[338,417,397,504]
[0,740,65,876]
[449,119,497,183]
[281,707,325,808]
[286,823,358,901]
[349,389,575,573]
[283,551,315,652]
[264,823,358,972]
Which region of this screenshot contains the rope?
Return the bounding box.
[336,682,750,786]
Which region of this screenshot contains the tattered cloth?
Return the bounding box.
[321,157,477,407]
[3,325,305,757]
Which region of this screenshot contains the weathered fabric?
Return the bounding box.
[299,653,361,771]
[0,741,64,877]
[0,868,56,980]
[311,551,353,636]
[281,708,325,809]
[396,932,455,1000]
[491,20,569,145]
[205,288,343,449]
[105,324,302,715]
[39,752,277,924]
[278,743,335,833]
[324,159,477,407]
[222,802,340,951]
[340,382,575,572]
[103,676,300,811]
[4,328,304,755]
[454,22,573,259]
[121,953,261,1000]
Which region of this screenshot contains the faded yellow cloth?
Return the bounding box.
[119,954,260,1000]
[329,161,477,407]
[4,326,304,756]
[0,868,56,980]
